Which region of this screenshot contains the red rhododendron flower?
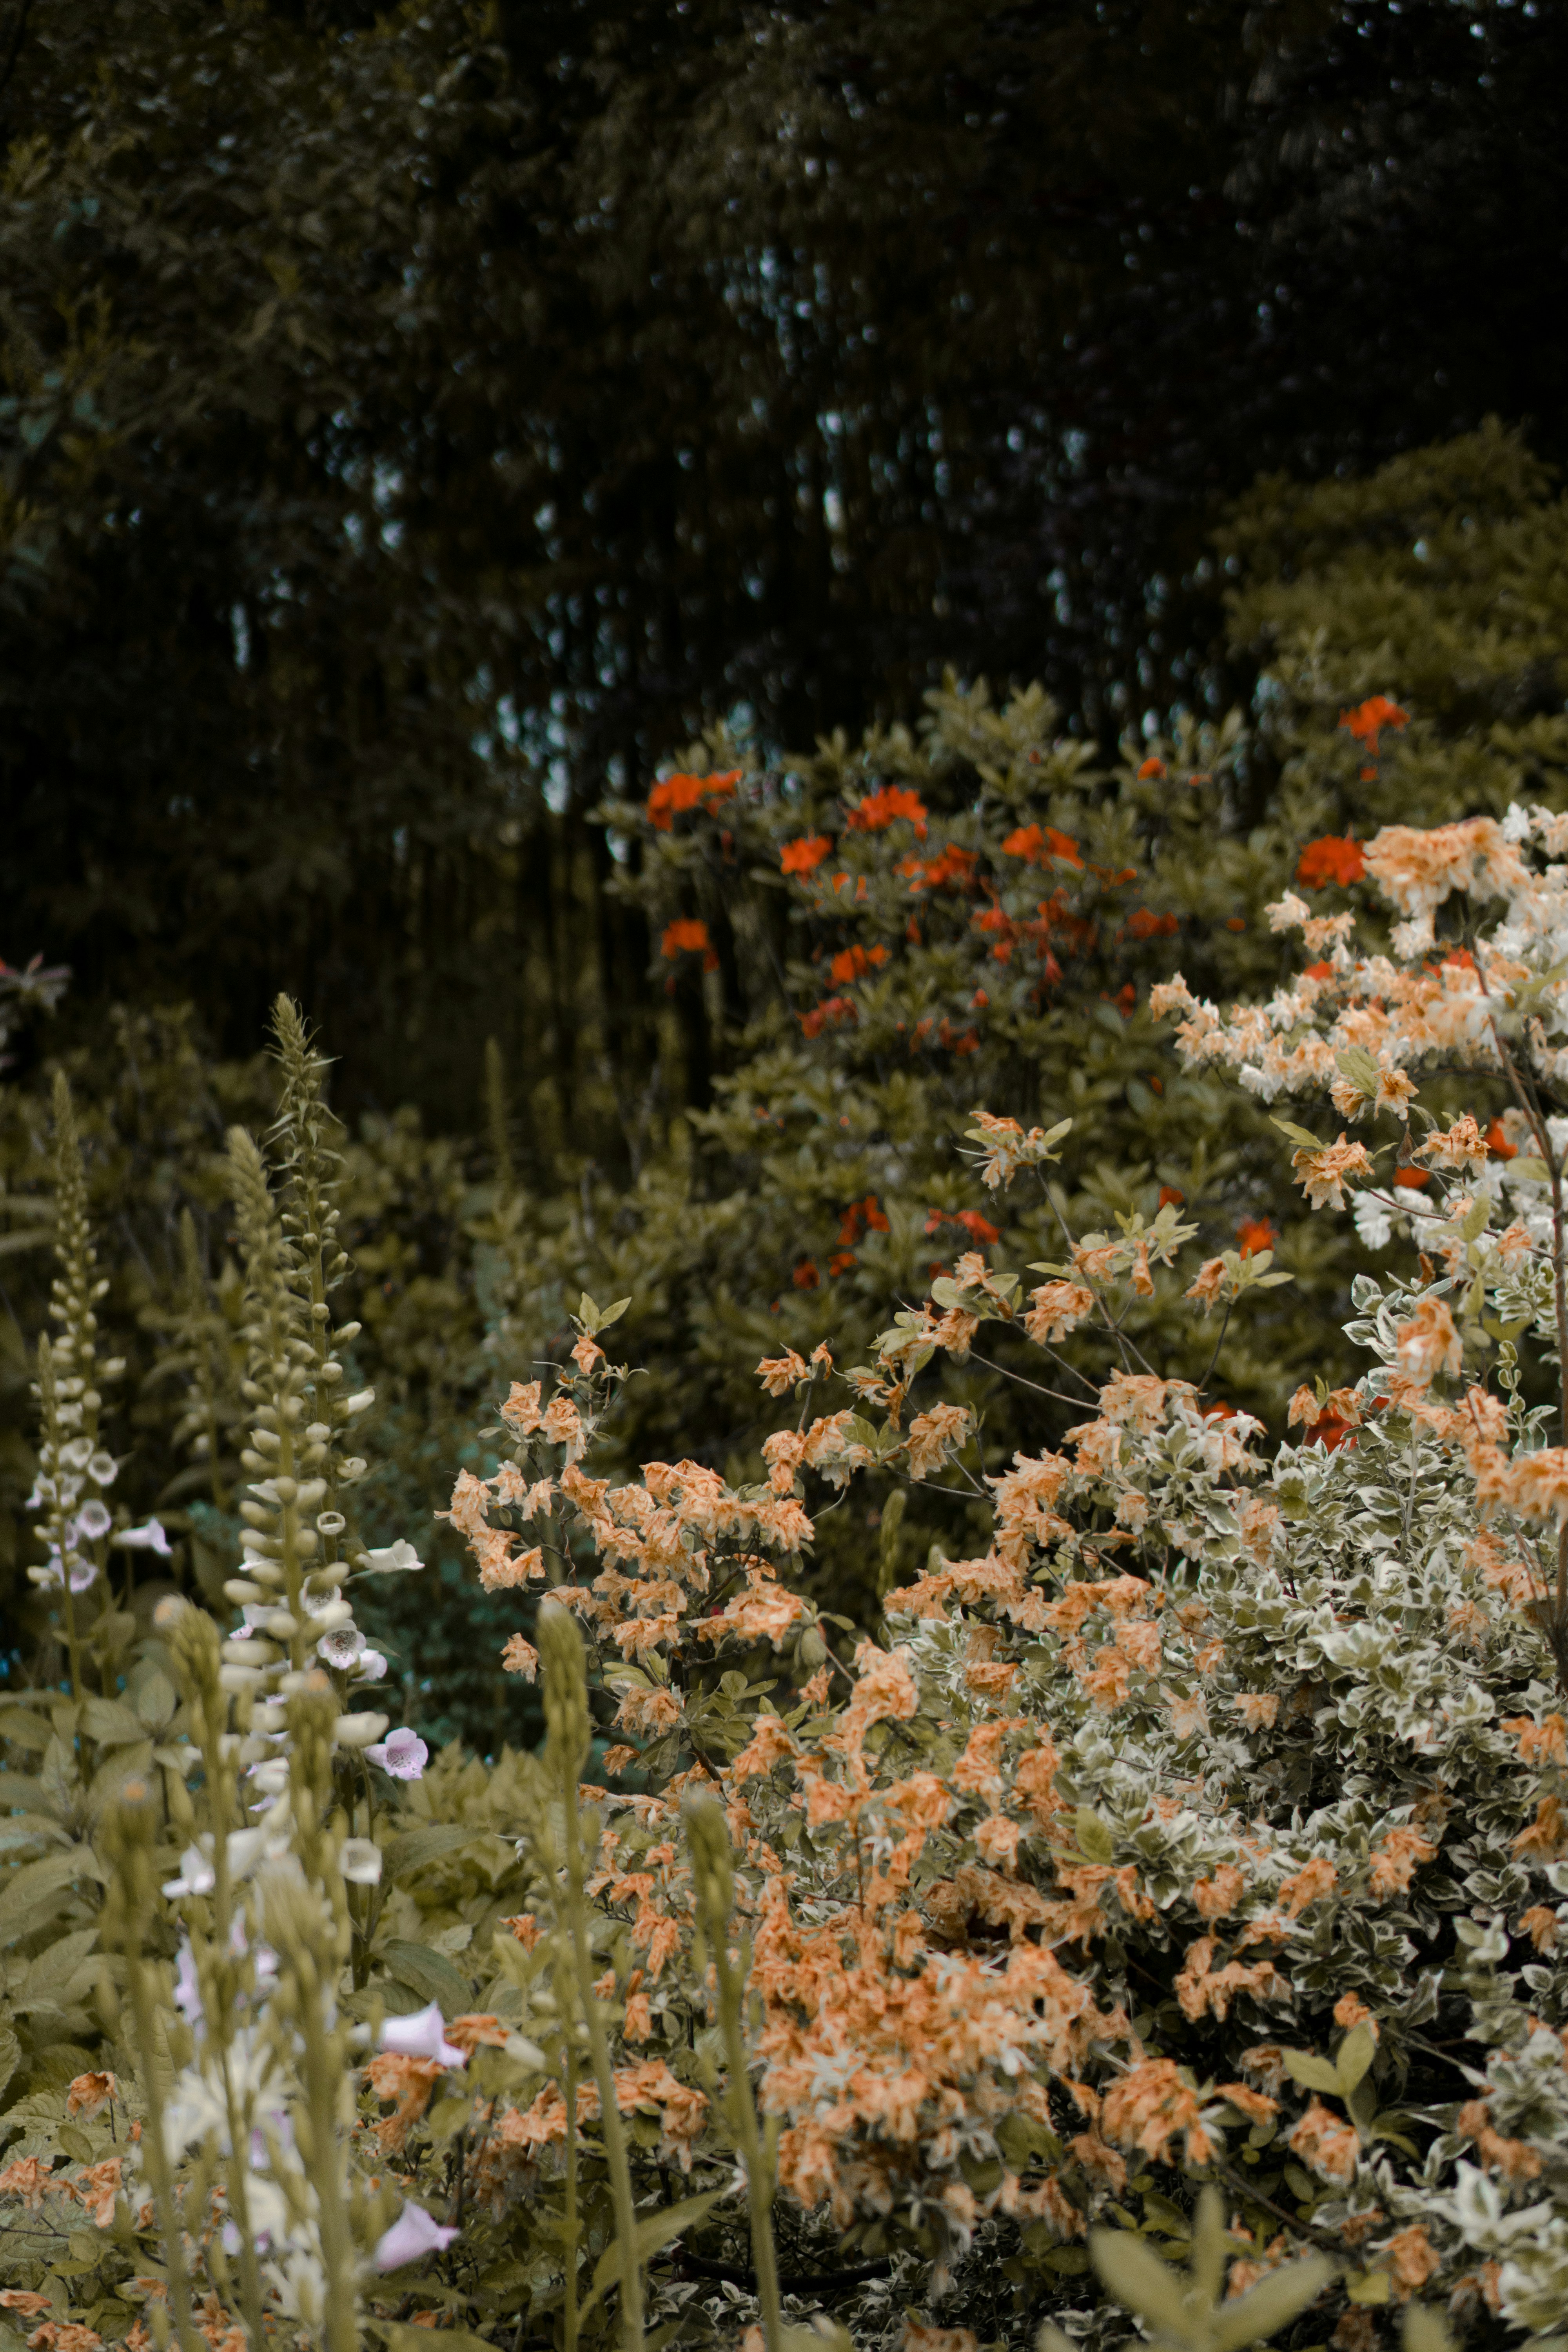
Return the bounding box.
[645,769,740,830]
[1001,822,1083,868]
[843,785,927,837]
[660,918,719,971]
[1485,1116,1517,1160]
[1297,835,1366,889]
[780,834,833,875]
[791,1259,819,1289]
[1339,695,1409,756]
[1237,1217,1277,1257]
[1138,756,1165,779]
[829,943,889,984]
[1124,908,1179,940]
[900,843,979,891]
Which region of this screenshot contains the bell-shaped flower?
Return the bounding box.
[116,1517,171,1554]
[374,2200,459,2272]
[340,1838,382,1885]
[163,1842,217,1899]
[364,1726,428,1780]
[73,1499,112,1543]
[379,2002,467,2067]
[318,1624,365,1671]
[364,1539,423,1574]
[354,1648,389,1681]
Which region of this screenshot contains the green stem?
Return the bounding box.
[560,1792,644,2352]
[713,1933,782,2352]
[564,2036,580,2352]
[123,1942,207,2352]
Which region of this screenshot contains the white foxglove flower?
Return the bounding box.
[354,1647,389,1681]
[116,1517,171,1554]
[374,2200,458,2272]
[364,1725,428,1780]
[379,2003,466,2067]
[363,1537,423,1574]
[59,1436,93,1473]
[73,1498,111,1542]
[340,1837,382,1884]
[163,1842,217,1898]
[88,1450,117,1485]
[317,1624,365,1670]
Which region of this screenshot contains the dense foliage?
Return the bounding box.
[5,425,1566,1742]
[8,803,1568,2352]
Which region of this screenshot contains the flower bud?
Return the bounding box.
[333,1711,390,1749]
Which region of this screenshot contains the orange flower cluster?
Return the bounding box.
[844,784,927,837]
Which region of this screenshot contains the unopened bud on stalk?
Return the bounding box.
[683,1793,735,1927]
[539,1602,590,1770]
[332,1711,390,1748]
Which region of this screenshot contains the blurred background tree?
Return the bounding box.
[1,0,1564,1134]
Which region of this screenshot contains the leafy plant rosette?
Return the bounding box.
[7,807,1568,2352]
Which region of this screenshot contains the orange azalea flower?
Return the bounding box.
[780,833,832,874]
[364,2052,445,2151]
[1297,835,1367,889]
[1379,2221,1440,2301]
[1368,1824,1437,1895]
[65,2072,116,2119]
[645,768,740,829]
[844,784,927,837]
[1289,2098,1359,2185]
[1236,1217,1276,1256]
[829,942,889,984]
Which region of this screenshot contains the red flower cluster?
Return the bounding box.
[780,834,833,875]
[829,942,890,985]
[1001,822,1083,868]
[645,769,740,830]
[660,918,719,971]
[924,1207,1000,1245]
[1339,695,1409,758]
[843,786,927,837]
[799,995,856,1038]
[1124,908,1178,941]
[900,843,979,892]
[1297,835,1366,889]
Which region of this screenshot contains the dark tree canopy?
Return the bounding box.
[1,0,1563,1132]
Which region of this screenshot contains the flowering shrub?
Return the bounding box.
[14,802,1568,2352]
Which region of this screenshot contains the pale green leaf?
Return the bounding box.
[1282,2050,1343,2096]
[1089,2226,1193,2340]
[1210,2256,1334,2352]
[580,2189,723,2321]
[1336,2022,1376,2096]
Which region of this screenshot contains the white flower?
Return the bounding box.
[1352,1191,1394,1251]
[374,2200,459,2272]
[363,1538,423,1574]
[59,1436,93,1473]
[88,1449,117,1485]
[317,1625,365,1670]
[163,1842,217,1899]
[379,2003,466,2067]
[116,1517,171,1555]
[365,1725,428,1780]
[340,1838,382,1885]
[73,1499,111,1543]
[354,1648,389,1681]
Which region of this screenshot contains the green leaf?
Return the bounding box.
[1345,2270,1391,2307]
[1074,1804,1115,1865]
[1335,1046,1379,1096]
[579,2190,723,2322]
[1403,2307,1455,2352]
[381,1938,472,2016]
[0,1710,54,1752]
[1270,1116,1325,1151]
[1089,2226,1192,2339]
[383,2327,498,2352]
[1336,2022,1376,2097]
[0,1846,104,1947]
[81,1697,150,1748]
[57,2124,94,2165]
[599,1297,633,1328]
[578,1291,601,1331]
[1210,2256,1334,2351]
[381,1824,482,1882]
[0,2024,20,2101]
[1282,2050,1343,2096]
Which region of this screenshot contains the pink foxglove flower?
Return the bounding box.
[379,2003,466,2068]
[364,1726,428,1780]
[374,2200,458,2272]
[117,1518,171,1554]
